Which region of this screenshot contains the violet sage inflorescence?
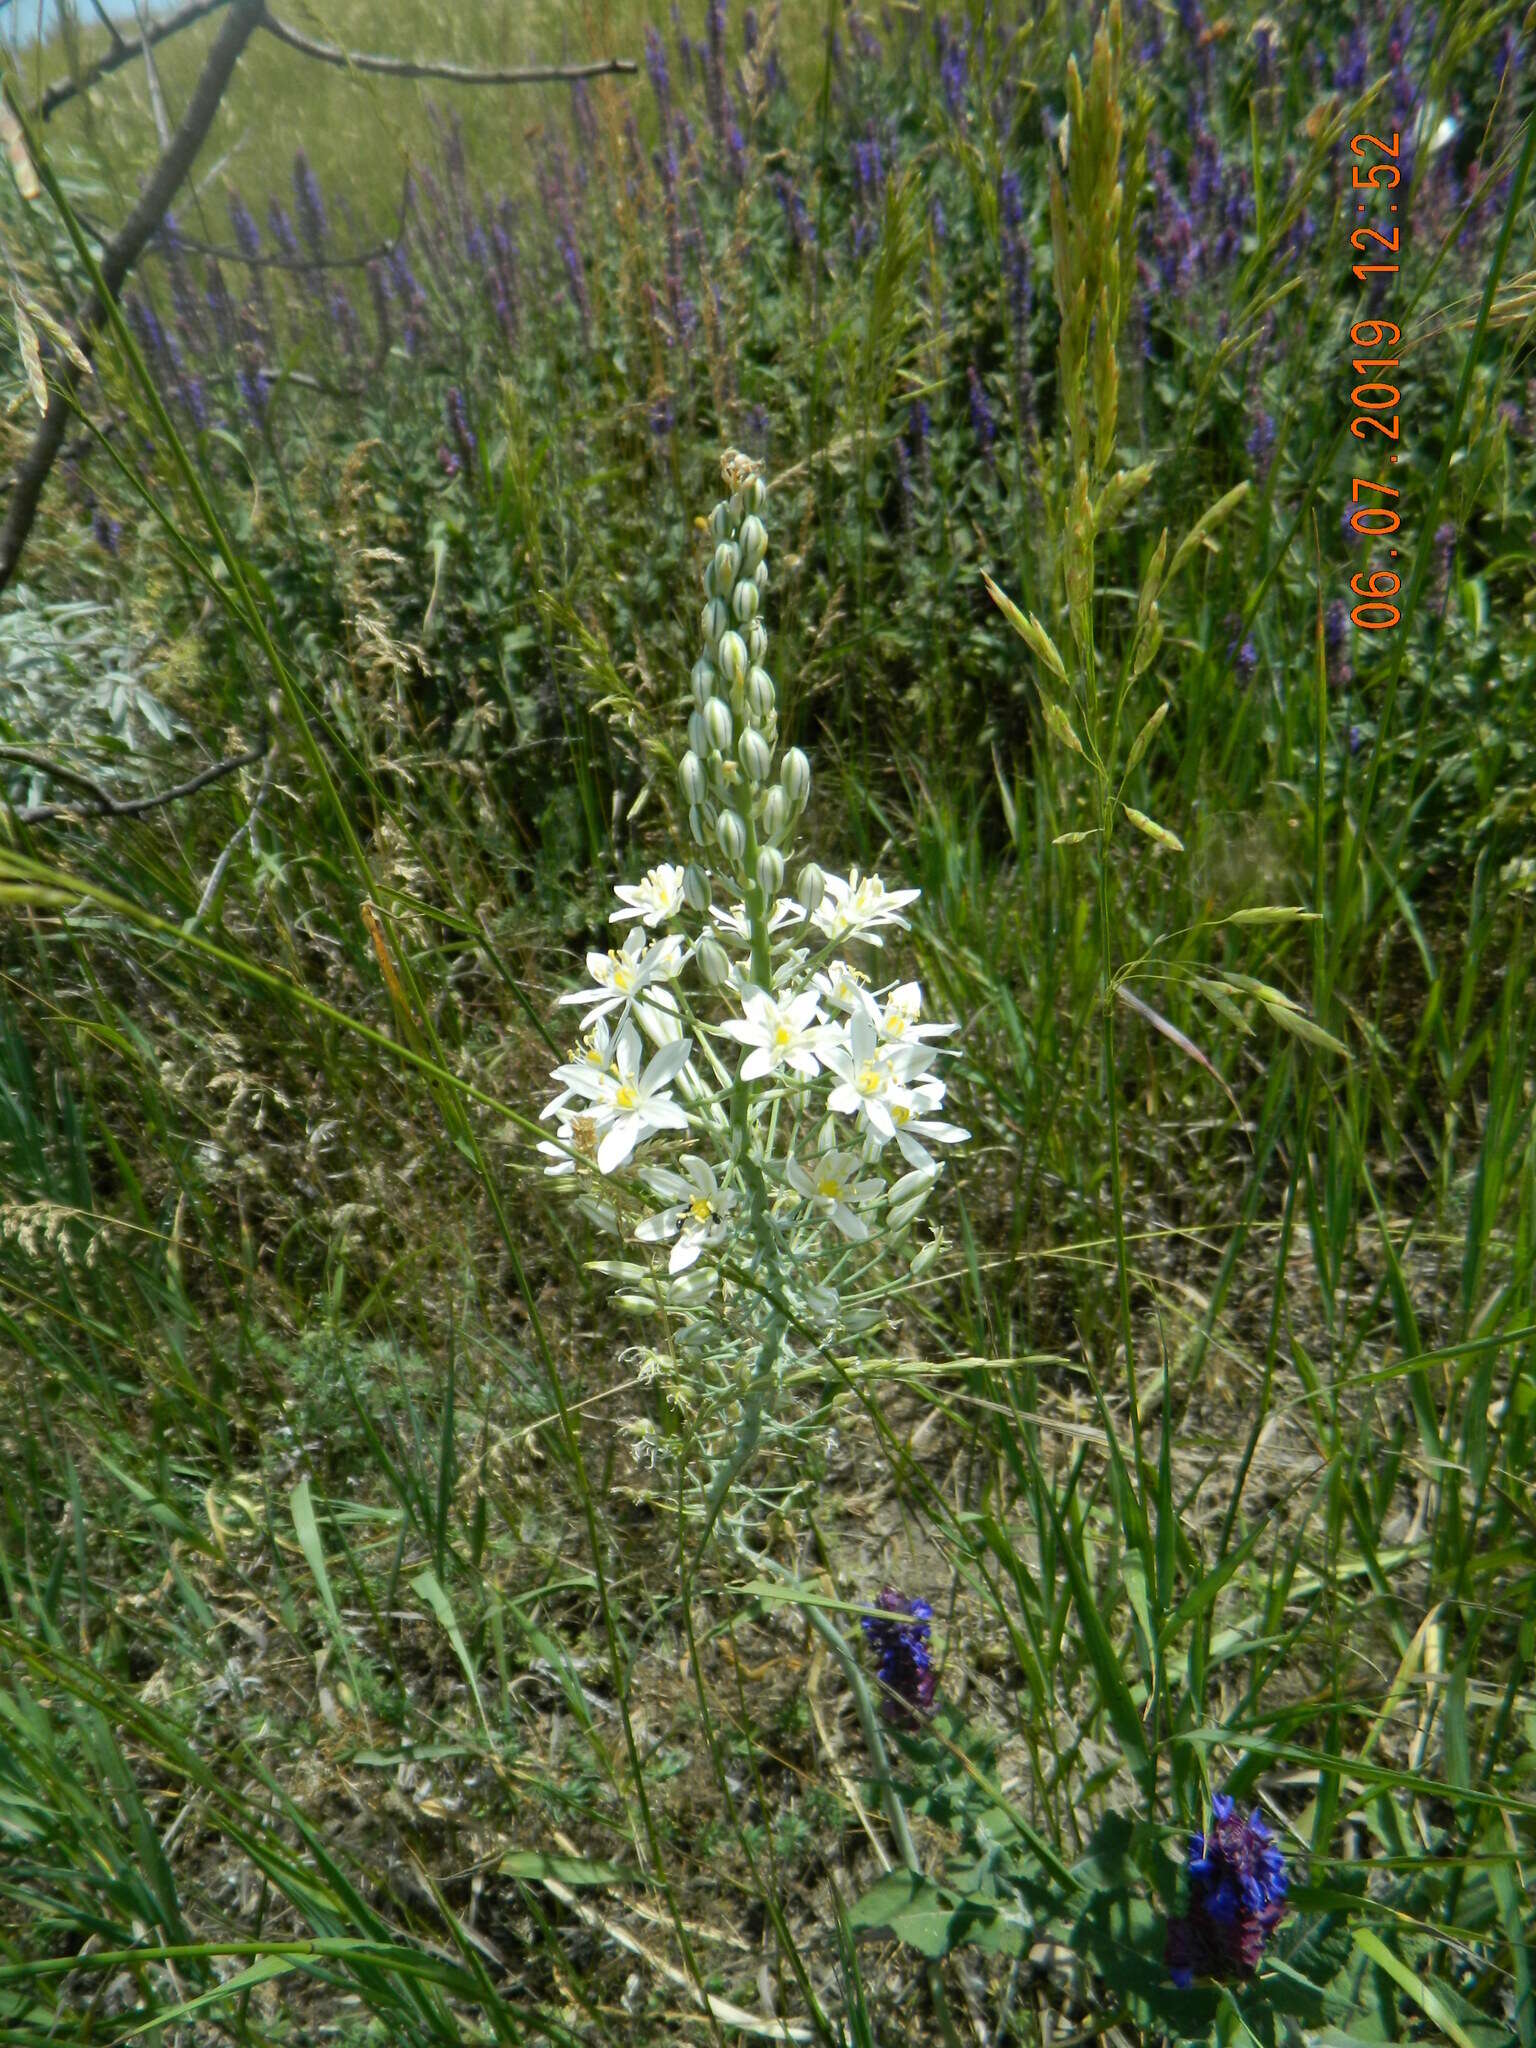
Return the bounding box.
[541,448,967,1495]
[860,1587,938,1724]
[1166,1790,1290,1987]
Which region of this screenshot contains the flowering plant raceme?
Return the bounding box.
[541,450,967,1492]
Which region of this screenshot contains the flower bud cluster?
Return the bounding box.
[677,461,814,909]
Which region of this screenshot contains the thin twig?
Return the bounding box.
[130,0,174,148]
[10,733,269,827]
[85,0,129,56]
[190,740,274,925]
[256,16,638,86]
[0,746,117,806]
[38,0,232,120]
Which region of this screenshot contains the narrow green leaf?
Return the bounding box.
[499,1852,636,1888]
[411,1568,487,1731]
[1027,1449,1153,1797]
[118,1956,296,2038]
[290,1480,350,1664]
[1351,1928,1478,2048]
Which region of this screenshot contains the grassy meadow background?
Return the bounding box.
[1,0,1534,2041]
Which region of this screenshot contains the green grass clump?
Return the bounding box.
[1,0,1534,2042]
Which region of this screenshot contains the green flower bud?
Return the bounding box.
[683,862,710,914]
[739,513,768,571]
[755,847,784,899]
[708,501,732,541]
[697,933,732,985]
[688,804,706,846]
[717,630,748,688]
[910,1232,943,1279]
[701,598,729,646]
[679,750,708,806]
[713,540,741,587]
[746,666,775,722]
[744,476,767,513]
[738,728,772,784]
[704,697,734,752]
[731,578,760,623]
[746,618,769,664]
[796,861,825,913]
[728,490,744,526]
[754,561,769,593]
[781,746,811,809]
[690,657,717,708]
[716,808,747,865]
[687,709,709,756]
[759,785,788,843]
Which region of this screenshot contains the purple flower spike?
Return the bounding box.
[645,25,671,122]
[227,190,262,262]
[861,1587,938,1724]
[1166,1790,1289,1988]
[293,149,327,259]
[445,386,478,479]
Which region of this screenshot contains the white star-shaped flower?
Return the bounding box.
[785,1142,883,1242]
[886,1079,970,1171]
[546,1019,692,1173]
[556,928,685,1027]
[876,980,958,1044]
[612,863,688,929]
[811,868,921,947]
[710,895,807,945]
[814,959,870,1012]
[541,1018,616,1121]
[823,1006,936,1139]
[634,1156,736,1271]
[717,985,828,1082]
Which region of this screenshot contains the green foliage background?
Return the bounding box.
[0,0,1533,2042]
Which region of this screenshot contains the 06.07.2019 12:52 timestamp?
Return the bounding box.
[1346,128,1407,633]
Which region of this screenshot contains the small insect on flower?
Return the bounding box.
[635,1155,736,1271]
[860,1587,938,1724]
[1166,1790,1290,1987]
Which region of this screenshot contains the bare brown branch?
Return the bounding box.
[38,0,233,120]
[0,0,266,594]
[256,16,638,87]
[8,733,270,827]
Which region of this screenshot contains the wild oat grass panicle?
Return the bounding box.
[540,448,967,1487]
